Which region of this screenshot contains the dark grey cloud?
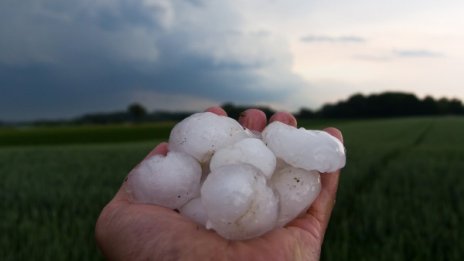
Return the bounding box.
[301,34,366,43]
[393,49,444,58]
[0,0,304,121]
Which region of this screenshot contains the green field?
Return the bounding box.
[1,117,464,260]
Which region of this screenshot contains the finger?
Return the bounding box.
[238,109,267,131]
[269,112,297,127]
[144,142,169,159]
[324,127,344,143]
[205,106,227,116]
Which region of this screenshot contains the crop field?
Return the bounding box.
[1,117,464,260]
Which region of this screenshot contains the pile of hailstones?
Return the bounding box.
[126,112,346,240]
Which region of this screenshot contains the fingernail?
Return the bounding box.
[239,109,267,131]
[205,107,227,116]
[269,112,297,127]
[324,127,344,143]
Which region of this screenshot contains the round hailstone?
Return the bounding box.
[210,138,276,179]
[179,197,208,227]
[126,151,201,209]
[201,164,278,240]
[271,166,321,227]
[168,112,250,163]
[262,121,346,173]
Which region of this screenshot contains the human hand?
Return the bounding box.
[95,107,343,261]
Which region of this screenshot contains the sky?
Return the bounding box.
[1,0,464,121]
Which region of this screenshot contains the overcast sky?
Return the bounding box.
[1,0,464,121]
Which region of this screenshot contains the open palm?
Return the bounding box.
[96,107,343,261]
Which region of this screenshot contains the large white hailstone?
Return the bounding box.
[210,138,276,179]
[262,121,346,173]
[168,112,250,163]
[126,151,202,209]
[179,197,208,227]
[201,164,278,240]
[230,179,279,238]
[271,166,321,227]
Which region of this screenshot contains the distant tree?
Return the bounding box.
[297,108,316,119]
[221,103,241,119]
[437,98,464,115]
[128,103,147,122]
[421,96,438,115]
[448,98,464,114]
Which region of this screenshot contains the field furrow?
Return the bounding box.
[322,118,464,260]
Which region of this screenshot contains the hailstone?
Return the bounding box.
[126,151,201,209]
[179,197,208,227]
[210,138,276,179]
[262,121,345,173]
[126,111,346,241]
[168,112,250,163]
[201,164,278,240]
[271,166,321,227]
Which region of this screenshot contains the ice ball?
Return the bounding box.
[210,138,276,179]
[126,151,202,209]
[179,197,208,227]
[168,112,250,163]
[201,164,278,240]
[262,121,345,173]
[271,166,321,227]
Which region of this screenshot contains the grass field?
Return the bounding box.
[1,117,463,260]
[0,122,175,147]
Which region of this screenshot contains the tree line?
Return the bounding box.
[78,92,464,124]
[11,91,464,126]
[310,92,464,118]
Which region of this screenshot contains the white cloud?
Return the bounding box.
[301,35,366,44]
[393,49,444,58]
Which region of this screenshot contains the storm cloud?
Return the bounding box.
[0,0,304,120]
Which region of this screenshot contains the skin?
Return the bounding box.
[95,107,344,261]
